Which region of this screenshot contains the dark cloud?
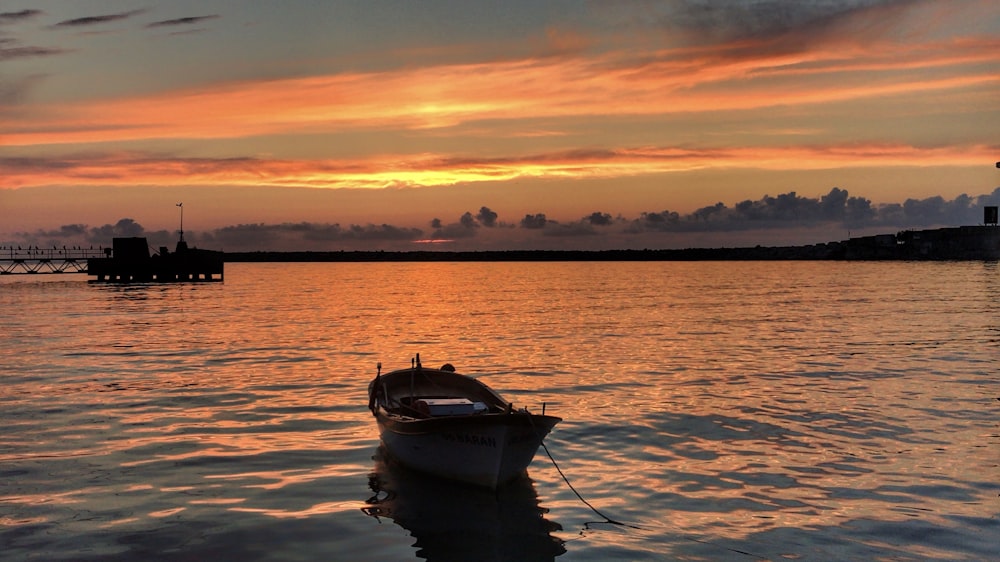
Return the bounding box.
[11,219,421,251]
[431,212,480,239]
[54,10,145,28]
[0,11,66,64]
[0,154,269,184]
[146,15,219,28]
[459,211,478,229]
[522,212,617,237]
[476,206,498,227]
[9,188,999,252]
[630,187,1000,234]
[212,221,423,249]
[0,44,68,61]
[213,223,280,248]
[296,223,344,241]
[31,224,87,238]
[520,214,548,229]
[87,218,145,243]
[0,155,75,170]
[635,210,680,231]
[691,202,725,222]
[430,208,504,236]
[347,224,422,241]
[585,212,614,226]
[730,189,873,224]
[665,0,916,38]
[0,9,43,23]
[659,0,924,60]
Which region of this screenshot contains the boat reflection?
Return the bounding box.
[363,446,565,562]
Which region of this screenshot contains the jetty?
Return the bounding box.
[86,203,223,283]
[845,206,999,260]
[846,225,1000,260]
[1,246,106,274]
[87,236,223,283]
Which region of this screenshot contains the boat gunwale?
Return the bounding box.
[374,407,562,435]
[369,365,561,433]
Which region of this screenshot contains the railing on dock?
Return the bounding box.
[0,246,108,275]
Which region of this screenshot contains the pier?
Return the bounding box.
[1,246,107,275]
[87,237,224,283]
[1,239,224,281]
[85,204,223,282]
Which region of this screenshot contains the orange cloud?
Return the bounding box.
[3,32,995,148]
[3,143,993,190]
[4,2,996,203]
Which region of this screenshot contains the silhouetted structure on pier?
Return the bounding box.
[87,237,223,282]
[846,207,1000,260]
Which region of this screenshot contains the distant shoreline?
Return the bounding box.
[224,244,847,262]
[223,224,1000,261]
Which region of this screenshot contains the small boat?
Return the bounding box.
[367,355,561,488]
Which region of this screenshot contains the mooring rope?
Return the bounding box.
[537,438,637,529]
[538,433,767,559]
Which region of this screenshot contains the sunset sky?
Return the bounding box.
[2,1,998,251]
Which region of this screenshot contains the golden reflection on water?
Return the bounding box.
[1,262,998,560]
[230,501,359,519]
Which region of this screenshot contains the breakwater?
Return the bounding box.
[225,242,846,263]
[225,224,1000,262]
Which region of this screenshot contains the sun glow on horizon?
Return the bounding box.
[1,143,994,191]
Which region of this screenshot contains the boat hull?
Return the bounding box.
[375,411,560,488]
[368,362,560,488]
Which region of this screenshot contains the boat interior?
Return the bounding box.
[371,357,514,419]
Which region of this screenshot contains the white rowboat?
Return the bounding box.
[368,355,560,488]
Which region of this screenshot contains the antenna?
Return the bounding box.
[176,203,184,242]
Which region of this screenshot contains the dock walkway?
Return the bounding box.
[1,247,107,274]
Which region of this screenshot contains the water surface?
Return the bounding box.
[2,261,998,560]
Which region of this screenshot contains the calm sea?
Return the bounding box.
[1,261,997,561]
